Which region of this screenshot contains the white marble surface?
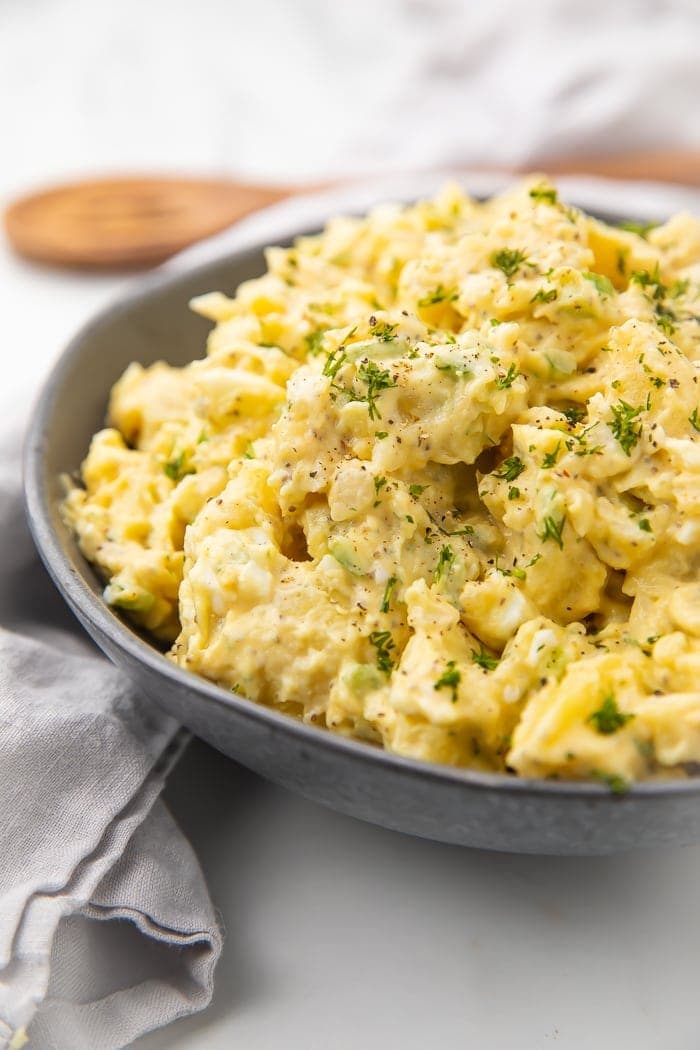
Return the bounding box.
[135,740,700,1050]
[4,2,700,1047]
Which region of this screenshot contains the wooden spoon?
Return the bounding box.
[4,151,700,271]
[3,176,294,270]
[541,148,700,187]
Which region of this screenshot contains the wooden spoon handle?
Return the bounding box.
[542,149,700,187]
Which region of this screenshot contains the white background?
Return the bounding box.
[3,1,700,1047]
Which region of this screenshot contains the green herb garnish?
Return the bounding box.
[305,329,326,356]
[380,575,398,614]
[631,264,666,300]
[356,360,396,421]
[417,284,458,307]
[562,405,586,426]
[541,444,561,469]
[164,451,194,482]
[471,646,499,671]
[369,630,396,674]
[529,186,558,205]
[618,220,657,239]
[588,694,634,735]
[495,455,525,482]
[530,287,558,304]
[322,347,347,378]
[591,770,629,794]
[491,248,529,279]
[434,545,455,583]
[434,660,461,702]
[369,318,398,342]
[669,279,689,299]
[655,307,676,336]
[374,476,387,500]
[495,364,520,389]
[538,513,566,549]
[609,399,643,455]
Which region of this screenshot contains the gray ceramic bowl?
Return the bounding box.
[24,228,700,856]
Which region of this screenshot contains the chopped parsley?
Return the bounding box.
[434,660,461,702]
[495,455,525,482]
[541,444,561,469]
[562,405,586,426]
[689,408,700,433]
[508,486,520,500]
[409,484,427,498]
[631,264,666,300]
[655,307,676,336]
[638,518,652,533]
[592,770,629,794]
[375,431,388,440]
[495,553,540,581]
[380,575,398,614]
[471,646,499,671]
[305,329,326,356]
[588,694,634,735]
[565,424,603,458]
[373,476,387,505]
[669,278,689,299]
[322,347,347,379]
[496,560,526,581]
[164,451,194,482]
[242,441,256,460]
[357,360,396,420]
[434,545,455,583]
[426,511,474,538]
[609,399,643,455]
[538,513,565,549]
[618,219,657,239]
[491,248,529,279]
[497,554,541,579]
[530,287,558,304]
[417,284,458,307]
[529,185,558,205]
[369,318,398,342]
[369,630,396,674]
[495,364,520,389]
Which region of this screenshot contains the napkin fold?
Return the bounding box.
[0,424,222,1050]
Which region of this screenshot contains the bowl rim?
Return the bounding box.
[23,229,700,804]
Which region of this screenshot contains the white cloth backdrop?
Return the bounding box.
[1,0,700,194]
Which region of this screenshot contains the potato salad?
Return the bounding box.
[64,179,700,788]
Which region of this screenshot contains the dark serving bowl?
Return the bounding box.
[24,216,700,856]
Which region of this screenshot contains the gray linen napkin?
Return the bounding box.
[0,419,222,1049]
